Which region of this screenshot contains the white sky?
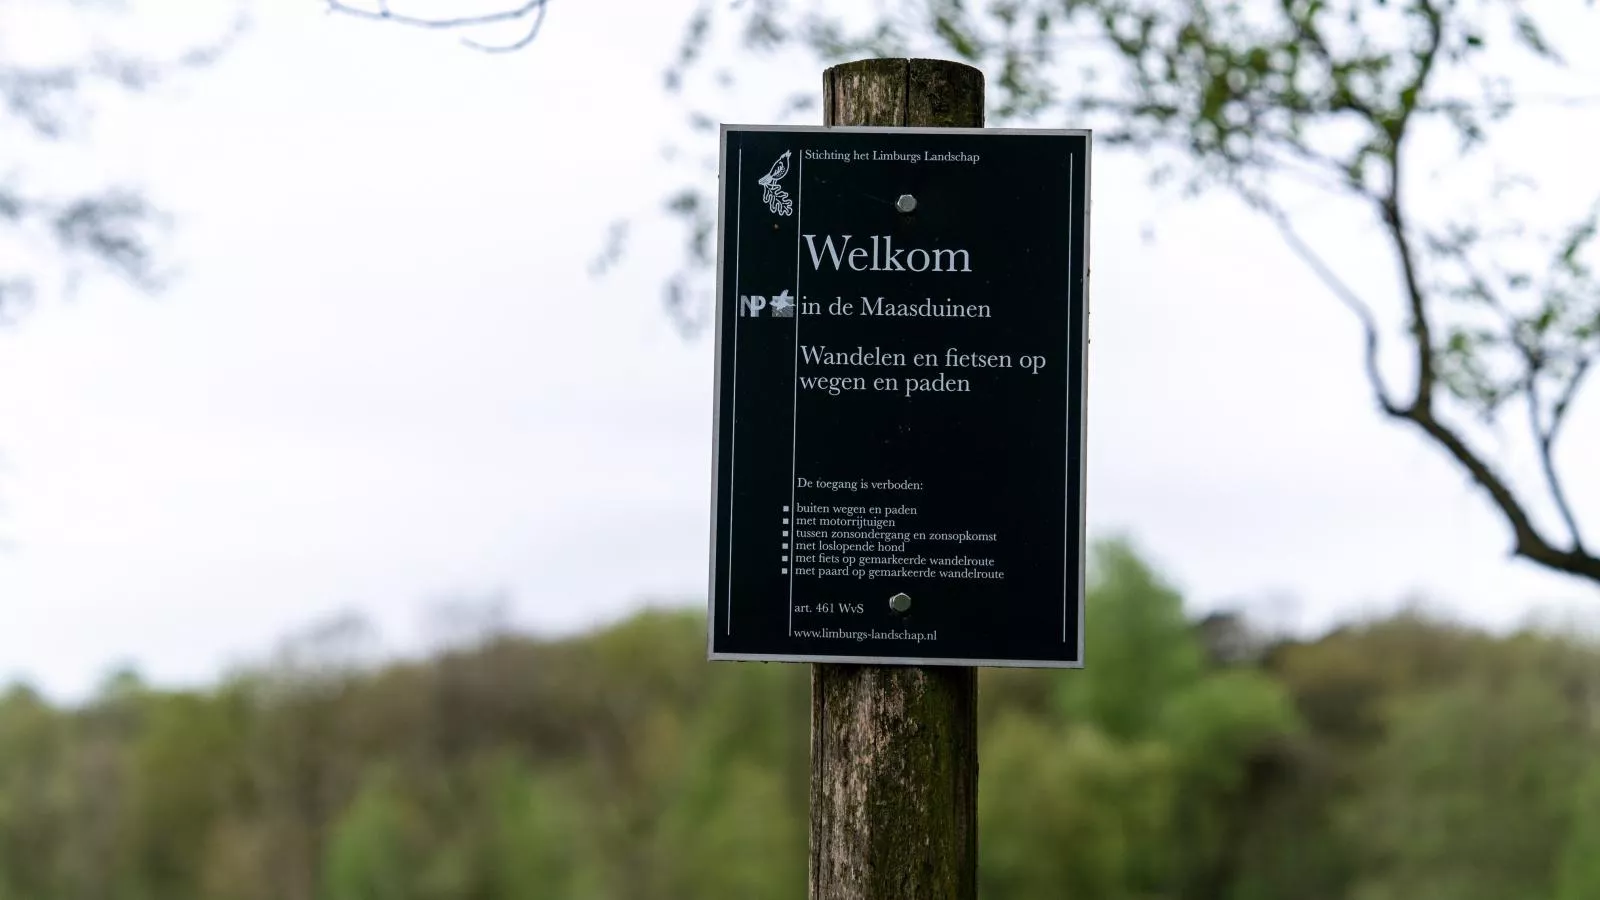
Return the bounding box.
[2,1,1600,700]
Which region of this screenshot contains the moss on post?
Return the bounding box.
[810,58,984,900]
[810,665,978,900]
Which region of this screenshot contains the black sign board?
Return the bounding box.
[707,125,1090,667]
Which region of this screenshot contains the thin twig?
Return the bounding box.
[1266,168,1600,583]
[324,0,546,30]
[1542,359,1593,550]
[325,0,550,51]
[1261,203,1399,415]
[463,1,547,52]
[1380,3,1445,414]
[1550,358,1593,445]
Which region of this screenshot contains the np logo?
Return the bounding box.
[758,151,793,216]
[741,289,795,318]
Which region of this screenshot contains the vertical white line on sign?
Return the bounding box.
[1063,149,1074,644]
[788,150,804,634]
[728,146,743,636]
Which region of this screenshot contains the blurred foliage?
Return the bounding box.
[0,0,242,320]
[5,539,1600,898]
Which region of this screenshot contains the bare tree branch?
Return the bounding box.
[1260,204,1399,416]
[1550,359,1593,447]
[1263,0,1600,584]
[1375,140,1600,579]
[466,2,547,53]
[1383,2,1445,416]
[1403,402,1600,581]
[1359,59,1586,570]
[1385,193,1438,413]
[1535,358,1592,552]
[325,0,550,51]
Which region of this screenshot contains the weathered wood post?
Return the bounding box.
[809,59,984,900]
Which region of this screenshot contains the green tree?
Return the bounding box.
[1058,540,1205,739]
[656,660,808,900]
[322,767,429,900]
[1341,670,1586,900]
[122,687,253,900]
[980,714,1175,900]
[29,575,1600,900]
[1555,757,1600,900]
[0,685,71,899]
[475,756,599,900]
[981,539,1299,899]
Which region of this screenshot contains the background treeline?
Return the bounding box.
[6,540,1600,900]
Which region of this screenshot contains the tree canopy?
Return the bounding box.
[4,539,1599,899]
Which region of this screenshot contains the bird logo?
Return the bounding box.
[769,289,795,317]
[758,150,793,216]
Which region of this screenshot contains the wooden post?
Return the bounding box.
[809,59,984,900]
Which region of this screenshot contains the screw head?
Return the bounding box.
[894,194,917,214]
[889,592,912,613]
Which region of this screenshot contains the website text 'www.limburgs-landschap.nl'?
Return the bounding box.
[795,628,938,643]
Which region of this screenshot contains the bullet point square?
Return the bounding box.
[782,543,789,549]
[782,518,789,524]
[781,568,788,575]
[782,555,789,562]
[782,530,789,537]
[782,505,789,511]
